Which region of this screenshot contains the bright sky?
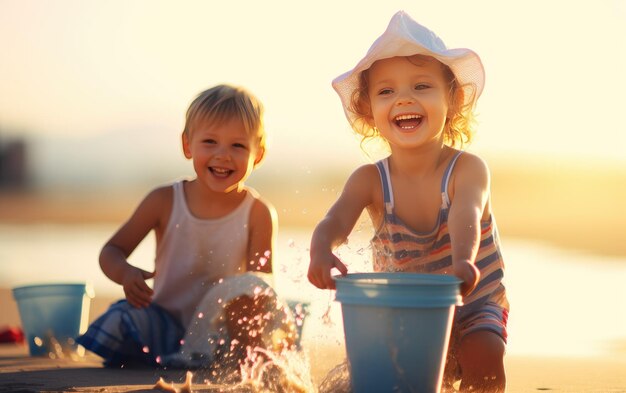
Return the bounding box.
[0,0,625,186]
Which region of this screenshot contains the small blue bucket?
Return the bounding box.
[334,273,461,393]
[12,283,94,356]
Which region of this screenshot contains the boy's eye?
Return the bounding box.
[233,143,247,149]
[203,139,217,144]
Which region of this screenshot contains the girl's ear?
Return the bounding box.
[182,132,193,159]
[253,146,266,167]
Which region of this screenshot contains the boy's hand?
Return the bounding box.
[122,267,156,308]
[453,261,480,297]
[308,250,348,290]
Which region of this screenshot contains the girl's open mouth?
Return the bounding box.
[394,114,423,130]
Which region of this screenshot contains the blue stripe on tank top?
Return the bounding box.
[387,231,446,245]
[475,251,500,270]
[440,152,463,194]
[376,161,391,204]
[472,269,504,293]
[479,235,494,249]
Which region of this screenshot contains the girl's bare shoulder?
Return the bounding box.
[346,163,381,187]
[455,151,490,178]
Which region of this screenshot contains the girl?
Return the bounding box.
[78,84,296,371]
[308,11,509,392]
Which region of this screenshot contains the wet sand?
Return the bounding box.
[2,288,626,392]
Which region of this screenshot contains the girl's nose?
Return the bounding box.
[395,90,415,106]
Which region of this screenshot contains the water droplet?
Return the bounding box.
[197,312,204,319]
[142,346,150,353]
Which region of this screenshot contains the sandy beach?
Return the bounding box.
[2,288,626,392]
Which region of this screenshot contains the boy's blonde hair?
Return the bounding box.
[348,55,478,148]
[184,84,266,149]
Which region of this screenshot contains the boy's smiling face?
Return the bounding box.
[183,116,264,194]
[367,55,450,150]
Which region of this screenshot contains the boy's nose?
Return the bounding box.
[214,147,231,161]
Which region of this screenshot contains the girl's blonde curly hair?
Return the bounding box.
[347,55,478,149]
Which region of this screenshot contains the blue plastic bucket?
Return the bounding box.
[334,273,461,393]
[12,283,94,356]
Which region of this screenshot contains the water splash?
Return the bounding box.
[34,331,85,361]
[154,347,316,393]
[318,361,351,393]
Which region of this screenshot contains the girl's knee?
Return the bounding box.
[457,330,505,371]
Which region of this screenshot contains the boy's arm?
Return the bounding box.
[447,154,490,297]
[100,186,171,307]
[247,197,277,274]
[308,165,376,290]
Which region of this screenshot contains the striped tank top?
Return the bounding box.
[370,152,509,318]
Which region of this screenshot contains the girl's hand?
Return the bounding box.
[453,260,480,297]
[122,267,156,308]
[308,250,348,290]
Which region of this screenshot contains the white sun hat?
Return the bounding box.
[332,10,485,126]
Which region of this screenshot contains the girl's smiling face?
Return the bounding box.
[367,55,451,150]
[183,117,263,194]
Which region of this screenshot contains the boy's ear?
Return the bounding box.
[182,132,192,159]
[253,146,265,167]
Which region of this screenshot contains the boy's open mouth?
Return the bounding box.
[394,114,423,130]
[209,167,233,178]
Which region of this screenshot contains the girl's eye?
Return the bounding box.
[203,139,217,144]
[233,143,247,149]
[378,88,393,95]
[414,83,430,90]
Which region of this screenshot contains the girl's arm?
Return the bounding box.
[247,197,277,274]
[308,165,377,290]
[447,154,490,297]
[100,186,171,308]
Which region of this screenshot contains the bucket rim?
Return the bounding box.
[334,272,462,286]
[12,283,95,299]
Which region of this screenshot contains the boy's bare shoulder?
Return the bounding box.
[248,192,277,240]
[133,184,175,218]
[144,184,174,204]
[249,190,277,221]
[251,193,274,215]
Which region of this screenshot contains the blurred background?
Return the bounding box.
[1,0,625,360]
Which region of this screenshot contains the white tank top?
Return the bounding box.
[152,180,257,327]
